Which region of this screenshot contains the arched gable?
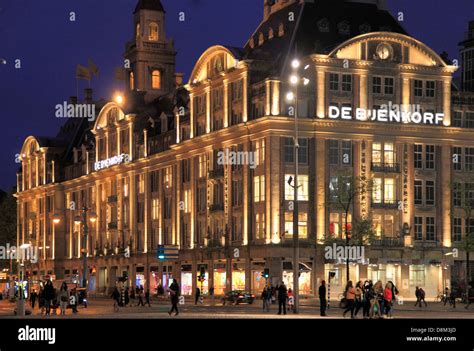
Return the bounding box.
[93,102,126,132]
[328,32,451,68]
[188,45,241,85]
[20,136,41,157]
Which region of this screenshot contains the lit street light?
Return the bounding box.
[74,207,97,290]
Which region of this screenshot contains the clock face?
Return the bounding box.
[377,43,392,60]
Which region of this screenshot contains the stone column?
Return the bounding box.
[270,136,281,243]
[315,139,326,242]
[440,145,452,247]
[316,68,326,119]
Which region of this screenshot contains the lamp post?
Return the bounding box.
[286,58,310,314]
[74,207,97,290]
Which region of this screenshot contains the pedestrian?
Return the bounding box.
[465,284,474,310]
[319,280,327,316]
[30,289,38,309]
[419,287,428,307]
[145,289,151,307]
[277,282,288,315]
[43,280,55,316]
[362,281,371,318]
[369,281,382,319]
[262,286,270,312]
[70,288,79,313]
[168,279,180,316]
[39,288,45,315]
[388,281,398,316]
[383,282,393,318]
[111,286,120,312]
[449,286,457,308]
[195,287,201,305]
[287,288,294,312]
[343,280,356,319]
[354,281,364,318]
[59,282,69,316]
[137,286,145,306]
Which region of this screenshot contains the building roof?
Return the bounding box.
[134,0,165,14]
[245,0,407,76]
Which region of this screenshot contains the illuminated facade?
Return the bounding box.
[16,0,474,298]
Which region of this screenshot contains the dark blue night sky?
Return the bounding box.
[0,0,473,191]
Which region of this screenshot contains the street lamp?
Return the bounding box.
[285,58,310,314]
[75,207,97,290]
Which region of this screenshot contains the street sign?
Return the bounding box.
[157,245,179,261]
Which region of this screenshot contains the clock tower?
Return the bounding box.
[125,0,177,103]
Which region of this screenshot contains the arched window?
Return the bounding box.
[130,71,135,90]
[278,23,285,37]
[151,70,161,89]
[149,22,159,41]
[258,32,264,46]
[268,27,274,39]
[136,23,141,41]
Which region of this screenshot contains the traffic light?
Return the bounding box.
[157,245,165,260]
[263,268,270,279]
[200,266,206,277]
[329,271,336,278]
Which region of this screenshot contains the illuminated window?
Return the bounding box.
[278,23,284,37]
[384,178,395,203]
[152,70,161,89]
[152,198,159,220]
[254,139,265,166]
[268,27,274,39]
[164,167,172,188]
[137,174,145,194]
[373,178,382,204]
[384,143,395,165]
[373,214,382,237]
[198,154,207,178]
[149,22,159,41]
[372,142,382,163]
[183,190,191,213]
[284,212,307,238]
[253,175,265,202]
[136,23,141,41]
[256,213,266,240]
[285,174,309,201]
[129,71,135,90]
[258,32,264,46]
[329,213,340,237]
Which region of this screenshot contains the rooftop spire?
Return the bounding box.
[134,0,165,14]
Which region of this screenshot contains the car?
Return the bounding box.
[222,290,255,305]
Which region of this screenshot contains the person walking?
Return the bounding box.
[318,280,327,316]
[354,281,364,318]
[43,280,55,316]
[343,280,356,319]
[195,287,201,305]
[362,281,371,319]
[369,281,382,319]
[70,288,79,314]
[277,283,288,315]
[388,281,398,316]
[168,279,180,316]
[136,286,145,307]
[58,282,69,316]
[30,289,38,310]
[383,283,393,318]
[287,288,294,312]
[111,286,120,312]
[145,289,151,307]
[262,286,270,312]
[419,287,428,307]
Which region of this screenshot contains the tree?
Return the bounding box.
[328,174,373,282]
[0,190,17,271]
[452,182,474,296]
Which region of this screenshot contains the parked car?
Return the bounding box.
[222,290,255,305]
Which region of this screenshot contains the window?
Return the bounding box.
[182,159,191,183]
[384,143,395,165]
[152,70,161,89]
[414,217,423,240]
[137,174,145,194]
[426,180,435,206]
[285,174,309,201]
[254,139,265,166]
[414,80,423,97]
[453,111,463,127]
[253,176,265,202]
[453,147,462,171]
[453,183,462,207]
[453,218,462,242]
[164,167,172,188]
[152,198,159,220]
[130,71,135,90]
[199,155,207,178]
[258,32,264,46]
[373,178,382,204]
[372,142,382,164]
[372,76,382,94]
[384,178,395,204]
[278,23,284,37]
[414,144,423,169]
[384,77,394,95]
[465,148,474,171]
[466,112,474,128]
[183,190,191,213]
[341,140,352,165]
[425,81,435,98]
[329,73,339,91]
[283,137,308,164]
[329,213,340,237]
[414,180,423,205]
[425,145,435,169]
[255,213,266,240]
[284,212,308,238]
[342,74,352,92]
[426,217,435,241]
[329,140,339,165]
[136,23,140,41]
[149,22,159,41]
